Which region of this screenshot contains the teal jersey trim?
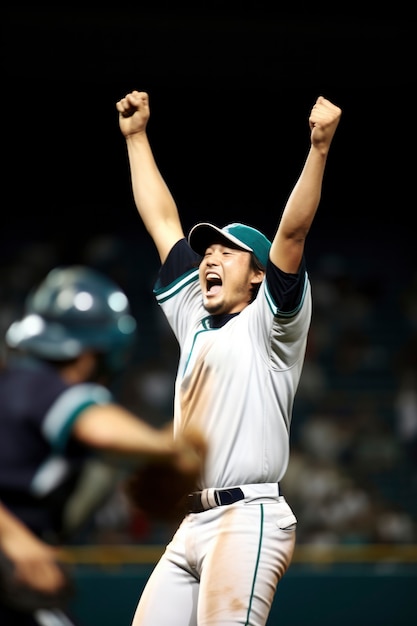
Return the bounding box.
[43,384,113,452]
[154,268,199,304]
[53,400,97,452]
[182,324,220,376]
[265,270,309,317]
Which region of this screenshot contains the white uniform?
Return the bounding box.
[132,239,312,626]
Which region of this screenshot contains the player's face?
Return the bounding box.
[199,243,264,314]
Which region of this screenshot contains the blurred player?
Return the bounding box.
[116,90,341,625]
[0,265,203,626]
[0,500,69,596]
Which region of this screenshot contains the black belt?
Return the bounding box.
[188,487,245,513]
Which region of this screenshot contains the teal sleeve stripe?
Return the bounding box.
[42,384,113,451]
[53,400,98,452]
[154,268,199,304]
[265,271,309,317]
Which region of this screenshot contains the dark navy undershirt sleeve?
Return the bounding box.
[266,256,307,313]
[155,238,201,289]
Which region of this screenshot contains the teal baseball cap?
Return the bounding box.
[188,222,271,267]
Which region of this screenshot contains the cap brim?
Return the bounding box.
[188,223,252,256]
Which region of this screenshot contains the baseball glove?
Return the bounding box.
[124,428,206,523]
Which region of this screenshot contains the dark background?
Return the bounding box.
[2,7,416,272]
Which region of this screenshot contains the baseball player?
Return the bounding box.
[117,91,342,626]
[0,265,202,626]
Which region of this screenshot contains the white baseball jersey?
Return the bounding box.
[154,239,312,490]
[133,239,308,626]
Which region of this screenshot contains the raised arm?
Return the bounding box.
[116,91,184,264]
[270,96,342,273]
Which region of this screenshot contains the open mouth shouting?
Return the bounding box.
[205,272,222,297]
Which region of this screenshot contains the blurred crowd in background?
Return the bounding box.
[1,232,416,547]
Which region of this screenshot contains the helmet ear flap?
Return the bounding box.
[5,266,137,372]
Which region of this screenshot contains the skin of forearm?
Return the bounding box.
[280,146,328,238]
[73,405,175,460]
[126,133,179,236]
[270,146,328,272]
